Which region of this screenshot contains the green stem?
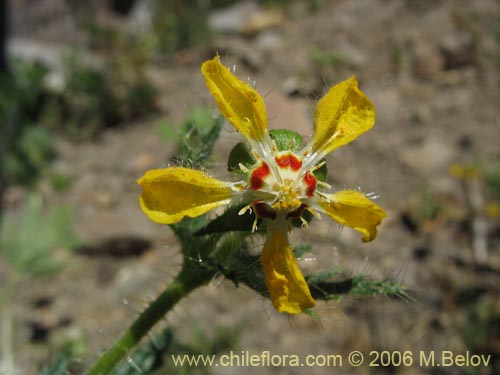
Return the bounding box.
[85,264,215,375]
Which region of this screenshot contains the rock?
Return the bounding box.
[211,38,263,71]
[400,136,455,175]
[255,30,283,52]
[333,41,368,70]
[439,34,476,70]
[208,2,258,34]
[281,75,318,98]
[129,152,156,173]
[240,8,283,36]
[208,1,283,36]
[95,191,119,208]
[282,76,301,97]
[411,39,444,80]
[115,262,155,296]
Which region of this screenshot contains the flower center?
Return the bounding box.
[272,180,302,211]
[248,151,318,220]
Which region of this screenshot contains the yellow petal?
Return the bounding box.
[311,76,375,156]
[319,190,387,242]
[260,223,315,314]
[138,167,233,224]
[201,56,268,142]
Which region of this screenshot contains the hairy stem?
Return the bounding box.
[85,263,215,375]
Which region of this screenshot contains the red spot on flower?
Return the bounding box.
[303,171,317,197]
[275,154,302,171]
[250,162,270,190]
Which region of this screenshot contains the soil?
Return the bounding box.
[3,0,500,374]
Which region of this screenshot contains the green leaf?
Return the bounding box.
[174,111,223,166]
[189,107,215,135]
[349,275,407,297]
[307,268,342,284]
[306,270,407,301]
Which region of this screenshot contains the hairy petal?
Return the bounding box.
[201,56,268,142]
[260,221,315,314]
[138,167,233,224]
[311,76,375,156]
[319,190,387,242]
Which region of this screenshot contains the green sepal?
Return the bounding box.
[227,142,255,174]
[269,129,303,152]
[313,158,328,182]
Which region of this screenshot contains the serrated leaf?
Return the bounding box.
[306,268,342,284]
[349,275,407,297]
[177,114,223,166]
[189,107,214,135]
[307,278,354,299]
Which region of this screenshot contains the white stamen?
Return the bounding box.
[252,217,259,232]
[238,163,250,173]
[318,180,332,189]
[300,216,309,227]
[238,204,253,216]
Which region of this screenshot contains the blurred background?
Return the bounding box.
[1,0,499,374]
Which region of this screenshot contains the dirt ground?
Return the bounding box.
[3,0,500,374]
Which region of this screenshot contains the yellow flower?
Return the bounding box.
[138,56,387,314]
